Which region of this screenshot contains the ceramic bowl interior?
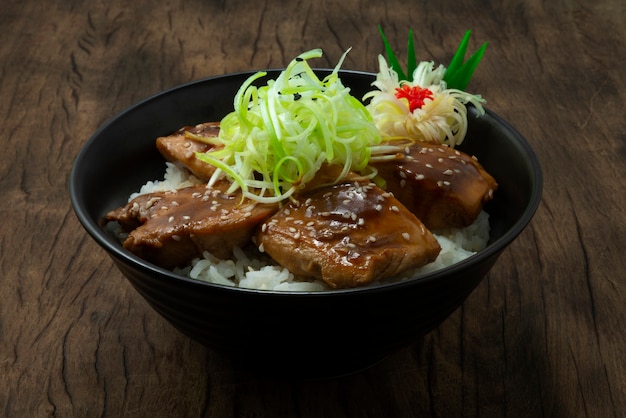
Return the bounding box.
[70,70,542,377]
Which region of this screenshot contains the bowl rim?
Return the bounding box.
[69,69,543,297]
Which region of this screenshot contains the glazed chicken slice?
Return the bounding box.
[106,181,278,269]
[371,141,498,230]
[156,122,222,181]
[256,181,441,289]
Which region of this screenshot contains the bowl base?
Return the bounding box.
[218,336,425,380]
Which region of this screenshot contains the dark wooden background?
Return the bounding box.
[1,0,624,416]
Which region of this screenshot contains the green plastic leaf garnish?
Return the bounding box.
[378,25,409,80]
[377,26,487,90]
[443,30,488,91]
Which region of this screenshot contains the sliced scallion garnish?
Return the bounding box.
[196,49,381,204]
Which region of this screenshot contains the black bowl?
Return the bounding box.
[70,70,542,378]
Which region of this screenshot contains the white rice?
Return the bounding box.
[122,163,490,292]
[129,162,204,200]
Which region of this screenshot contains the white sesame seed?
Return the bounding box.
[168,216,174,222]
[145,197,159,209]
[182,215,191,220]
[171,201,179,207]
[443,169,454,175]
[402,232,411,241]
[375,204,383,211]
[400,179,406,189]
[390,205,400,213]
[172,235,181,241]
[415,174,425,180]
[425,163,433,168]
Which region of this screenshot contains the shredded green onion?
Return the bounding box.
[184,131,221,146]
[196,48,381,203]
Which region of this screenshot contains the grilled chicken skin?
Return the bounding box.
[106,181,278,269]
[372,141,497,230]
[256,181,441,289]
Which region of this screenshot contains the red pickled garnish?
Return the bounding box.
[395,85,434,112]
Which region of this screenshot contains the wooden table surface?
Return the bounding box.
[2,0,624,416]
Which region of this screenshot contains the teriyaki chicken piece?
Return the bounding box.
[256,180,441,289]
[156,122,222,181]
[372,140,498,230]
[105,181,278,269]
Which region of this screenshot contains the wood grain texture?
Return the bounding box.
[1,0,624,416]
